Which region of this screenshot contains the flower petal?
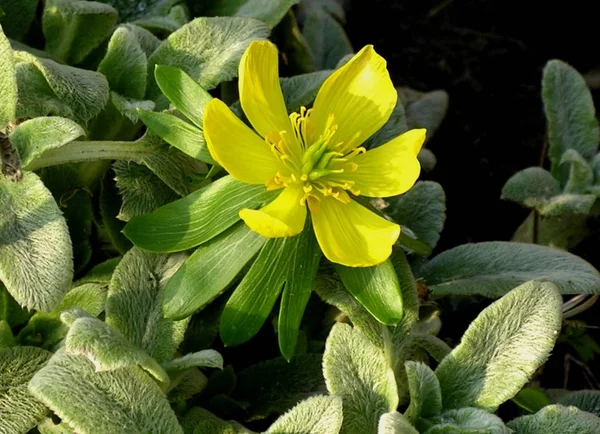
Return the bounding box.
[240,186,307,237]
[204,98,282,184]
[239,41,292,140]
[309,197,400,267]
[308,45,397,153]
[336,128,426,197]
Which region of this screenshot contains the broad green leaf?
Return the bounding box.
[302,8,352,70]
[365,92,408,149]
[123,176,276,252]
[419,241,600,297]
[98,26,148,99]
[266,395,343,434]
[404,89,449,143]
[167,367,207,404]
[543,60,600,180]
[0,0,38,40]
[0,23,16,128]
[507,405,600,434]
[77,257,121,284]
[37,418,76,434]
[182,407,241,434]
[501,167,561,208]
[163,223,265,320]
[99,0,179,22]
[404,361,442,425]
[561,148,594,193]
[0,347,51,433]
[147,17,269,99]
[0,172,73,312]
[202,0,299,28]
[123,23,161,56]
[9,117,84,169]
[163,350,223,372]
[103,92,155,127]
[65,316,168,383]
[435,281,562,411]
[15,51,110,123]
[234,354,326,420]
[43,0,118,65]
[386,181,446,250]
[134,15,181,36]
[559,390,600,416]
[0,319,15,347]
[154,65,213,128]
[113,161,179,221]
[324,323,398,434]
[426,408,509,434]
[137,109,214,164]
[537,193,596,216]
[29,349,183,434]
[106,248,189,364]
[335,259,404,325]
[512,388,551,413]
[378,412,419,434]
[280,70,332,113]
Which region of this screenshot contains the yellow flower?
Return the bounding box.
[204,41,426,267]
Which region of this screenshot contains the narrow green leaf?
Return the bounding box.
[0,319,15,347]
[43,0,118,64]
[0,346,51,433]
[426,408,509,433]
[0,0,38,40]
[324,323,399,434]
[404,361,443,424]
[507,405,600,434]
[163,223,265,320]
[543,60,600,180]
[147,17,269,99]
[106,248,189,364]
[378,412,419,434]
[98,25,148,99]
[266,395,343,434]
[29,349,183,434]
[163,350,223,372]
[420,241,600,297]
[335,259,404,325]
[154,65,213,129]
[0,172,73,312]
[559,390,600,416]
[0,23,17,128]
[435,281,562,411]
[123,176,276,252]
[137,109,214,164]
[302,8,353,70]
[513,388,551,413]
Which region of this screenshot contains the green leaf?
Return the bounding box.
[65,316,168,383]
[280,70,332,113]
[419,241,600,297]
[163,350,223,372]
[137,109,214,164]
[365,92,408,149]
[0,172,73,312]
[0,347,51,433]
[98,25,148,99]
[134,15,182,36]
[324,323,398,434]
[512,388,551,413]
[386,181,446,250]
[559,390,600,416]
[561,148,594,193]
[266,395,343,434]
[0,284,32,326]
[154,65,213,129]
[0,319,15,347]
[106,247,189,364]
[99,174,132,254]
[378,412,419,434]
[9,117,85,168]
[43,0,118,64]
[0,0,38,40]
[15,51,110,123]
[147,17,269,99]
[537,193,597,216]
[404,361,443,425]
[203,0,299,28]
[335,259,404,326]
[543,60,600,180]
[426,408,509,434]
[99,0,179,23]
[404,89,449,143]
[163,223,265,320]
[501,167,561,208]
[29,349,183,434]
[181,407,242,434]
[507,405,600,434]
[123,176,276,252]
[77,257,120,285]
[302,8,353,70]
[435,281,562,411]
[0,23,17,128]
[37,418,76,434]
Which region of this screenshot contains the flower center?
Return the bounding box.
[265,107,364,204]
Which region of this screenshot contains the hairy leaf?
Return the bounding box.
[163,350,223,372]
[501,167,561,208]
[378,412,419,434]
[559,390,600,416]
[426,408,509,433]
[302,7,353,70]
[203,0,299,28]
[0,0,38,40]
[267,395,343,434]
[0,23,16,128]
[507,405,600,434]
[404,361,442,424]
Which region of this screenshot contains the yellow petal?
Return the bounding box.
[204,98,282,184]
[239,41,292,141]
[309,197,400,267]
[240,186,307,237]
[336,128,426,197]
[308,45,397,153]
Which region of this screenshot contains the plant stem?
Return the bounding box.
[23,140,153,171]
